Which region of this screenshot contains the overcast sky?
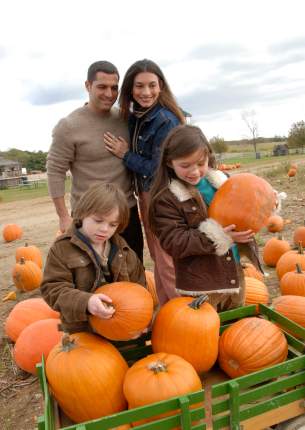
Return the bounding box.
[1,0,305,152]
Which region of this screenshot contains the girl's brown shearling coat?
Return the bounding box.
[152,175,262,300]
[41,226,146,333]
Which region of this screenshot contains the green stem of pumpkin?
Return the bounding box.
[188,294,209,309]
[296,263,303,274]
[61,333,76,352]
[148,360,167,373]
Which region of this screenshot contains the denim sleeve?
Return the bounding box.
[123,117,179,177]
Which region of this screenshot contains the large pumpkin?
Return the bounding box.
[218,317,288,378]
[276,244,305,280]
[262,235,291,267]
[13,318,63,375]
[12,257,42,291]
[4,298,59,342]
[273,295,305,329]
[208,173,276,232]
[46,332,128,423]
[89,282,153,341]
[2,223,23,242]
[15,243,43,268]
[244,277,270,311]
[123,352,202,427]
[151,295,220,373]
[280,264,305,296]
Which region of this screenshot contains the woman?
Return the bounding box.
[104,59,185,305]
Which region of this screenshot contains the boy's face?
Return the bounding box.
[80,207,120,246]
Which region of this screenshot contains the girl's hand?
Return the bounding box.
[223,224,255,243]
[104,132,129,159]
[87,294,115,319]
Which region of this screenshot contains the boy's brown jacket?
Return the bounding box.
[41,226,146,333]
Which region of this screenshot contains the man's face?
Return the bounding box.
[86,72,119,114]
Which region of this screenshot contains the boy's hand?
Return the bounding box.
[87,294,115,319]
[224,224,255,243]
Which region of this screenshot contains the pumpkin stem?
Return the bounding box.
[25,242,29,247]
[148,360,167,374]
[188,294,209,309]
[277,234,282,240]
[19,257,26,265]
[61,333,76,352]
[298,242,304,254]
[296,263,303,274]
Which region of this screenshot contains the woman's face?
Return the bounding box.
[132,72,161,108]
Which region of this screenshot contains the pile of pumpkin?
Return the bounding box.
[217,162,241,171]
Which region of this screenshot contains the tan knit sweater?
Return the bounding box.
[47,105,136,210]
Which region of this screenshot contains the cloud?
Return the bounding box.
[188,43,246,60]
[269,37,305,54]
[25,82,84,105]
[0,45,7,60]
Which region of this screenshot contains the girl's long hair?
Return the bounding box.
[148,125,216,233]
[119,59,185,123]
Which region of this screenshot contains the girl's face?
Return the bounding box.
[132,72,161,108]
[80,207,119,246]
[169,149,209,185]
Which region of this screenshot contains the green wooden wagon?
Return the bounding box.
[36,304,305,430]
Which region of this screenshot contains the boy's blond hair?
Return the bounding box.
[73,182,129,233]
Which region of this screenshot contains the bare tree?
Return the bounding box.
[241,110,259,158]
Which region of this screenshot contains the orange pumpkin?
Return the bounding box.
[288,168,297,177]
[13,318,63,374]
[244,277,270,311]
[123,352,202,427]
[293,222,305,247]
[280,264,305,296]
[2,223,23,242]
[273,295,305,329]
[15,243,43,268]
[218,317,288,378]
[276,244,305,280]
[152,295,220,373]
[145,270,159,307]
[12,257,42,291]
[242,262,264,281]
[46,332,128,423]
[4,298,59,342]
[89,282,153,341]
[208,173,276,232]
[266,215,284,233]
[262,235,291,267]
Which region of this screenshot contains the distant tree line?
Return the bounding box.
[0,148,47,172]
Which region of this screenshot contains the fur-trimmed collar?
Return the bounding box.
[169,169,228,202]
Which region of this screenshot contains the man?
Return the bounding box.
[47,61,143,260]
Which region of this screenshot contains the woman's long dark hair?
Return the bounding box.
[148,125,216,233]
[119,59,185,123]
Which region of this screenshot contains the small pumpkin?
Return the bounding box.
[46,332,128,423]
[242,262,264,281]
[15,243,43,268]
[152,295,220,373]
[218,317,288,378]
[262,235,291,267]
[208,173,276,232]
[288,168,297,177]
[280,264,305,296]
[13,318,63,375]
[276,243,305,280]
[273,295,305,329]
[2,223,23,242]
[266,215,284,233]
[145,270,159,308]
[12,257,42,291]
[293,221,305,247]
[123,352,202,427]
[4,298,59,342]
[89,282,153,341]
[244,277,270,311]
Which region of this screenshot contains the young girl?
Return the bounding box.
[41,182,146,333]
[148,125,263,311]
[104,59,185,305]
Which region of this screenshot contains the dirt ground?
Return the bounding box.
[0,166,304,430]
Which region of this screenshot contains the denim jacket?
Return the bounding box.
[123,103,180,192]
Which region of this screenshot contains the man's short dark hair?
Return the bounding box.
[87,61,119,82]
